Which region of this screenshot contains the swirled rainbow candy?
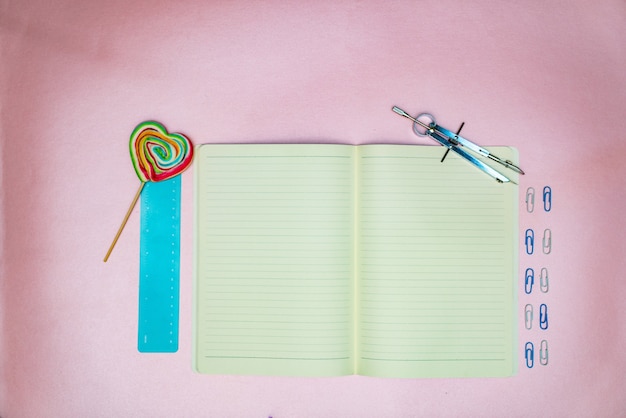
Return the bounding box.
[129,121,194,182]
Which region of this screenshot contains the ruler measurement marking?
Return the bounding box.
[138,177,181,353]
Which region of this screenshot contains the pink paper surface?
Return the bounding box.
[1,0,625,416]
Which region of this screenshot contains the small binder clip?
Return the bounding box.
[525,342,534,368]
[540,267,549,293]
[525,187,535,213]
[524,268,534,294]
[542,229,552,254]
[543,186,552,212]
[539,303,549,330]
[524,304,533,330]
[539,340,549,366]
[525,229,534,255]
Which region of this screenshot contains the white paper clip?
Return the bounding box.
[524,304,533,330]
[542,228,552,254]
[540,267,549,293]
[525,187,535,213]
[539,339,549,366]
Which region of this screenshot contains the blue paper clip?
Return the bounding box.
[543,186,552,212]
[525,187,535,213]
[524,304,533,330]
[524,268,534,294]
[525,342,534,368]
[525,229,535,254]
[539,303,549,330]
[540,267,549,293]
[542,229,552,254]
[540,340,549,366]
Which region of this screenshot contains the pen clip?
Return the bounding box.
[525,229,535,255]
[524,268,534,294]
[540,267,549,293]
[539,340,549,366]
[543,186,552,212]
[525,342,534,368]
[525,187,535,213]
[542,229,552,254]
[539,303,549,330]
[524,304,534,330]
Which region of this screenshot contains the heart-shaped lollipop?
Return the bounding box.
[130,121,194,183]
[104,121,194,262]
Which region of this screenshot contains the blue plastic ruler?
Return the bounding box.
[137,176,181,353]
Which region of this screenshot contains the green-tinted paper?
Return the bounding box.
[356,145,518,378]
[194,144,518,377]
[194,145,355,376]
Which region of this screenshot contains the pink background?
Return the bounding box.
[2,0,625,416]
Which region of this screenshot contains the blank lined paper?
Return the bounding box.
[194,143,518,377]
[194,144,355,376]
[356,145,517,377]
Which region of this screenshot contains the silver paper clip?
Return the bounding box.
[540,267,549,293]
[526,187,536,213]
[524,304,534,330]
[542,229,552,254]
[524,268,534,294]
[539,340,549,366]
[392,106,525,183]
[525,342,534,368]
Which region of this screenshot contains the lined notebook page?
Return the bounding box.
[194,144,355,376]
[356,145,518,378]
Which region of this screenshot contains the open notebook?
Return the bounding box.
[194,144,518,378]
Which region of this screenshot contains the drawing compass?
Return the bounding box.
[392,106,525,183]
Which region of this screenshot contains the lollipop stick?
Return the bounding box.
[103,182,145,262]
